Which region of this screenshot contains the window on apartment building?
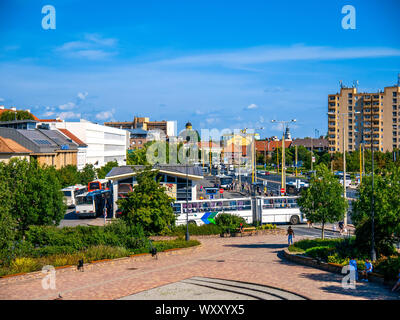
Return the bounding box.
[393,92,397,97]
[348,106,353,111]
[348,126,352,130]
[365,95,370,99]
[349,138,353,143]
[393,138,397,143]
[394,105,397,111]
[348,100,353,105]
[394,98,398,103]
[394,112,397,117]
[373,95,379,99]
[393,131,397,136]
[348,93,353,98]
[394,118,397,123]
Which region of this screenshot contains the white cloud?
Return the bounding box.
[43,111,55,117]
[58,102,76,110]
[0,98,4,102]
[155,45,400,68]
[55,33,118,60]
[246,103,258,110]
[77,92,88,100]
[95,109,115,121]
[58,111,81,120]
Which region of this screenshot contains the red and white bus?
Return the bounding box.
[88,179,111,192]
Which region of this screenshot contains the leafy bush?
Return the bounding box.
[257,224,276,230]
[215,214,247,233]
[288,245,305,253]
[163,223,222,236]
[374,255,400,280]
[10,257,39,274]
[305,246,336,261]
[292,238,343,251]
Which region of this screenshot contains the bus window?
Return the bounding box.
[263,199,274,209]
[63,190,72,197]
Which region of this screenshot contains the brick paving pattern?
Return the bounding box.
[0,234,399,300]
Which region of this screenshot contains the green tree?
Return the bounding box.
[1,159,66,234]
[97,161,119,179]
[352,166,400,257]
[297,164,348,239]
[0,110,35,121]
[0,165,17,260]
[57,165,81,188]
[79,164,96,185]
[117,167,175,235]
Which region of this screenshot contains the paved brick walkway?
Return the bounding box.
[0,234,399,300]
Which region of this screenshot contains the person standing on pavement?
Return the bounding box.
[287,226,295,246]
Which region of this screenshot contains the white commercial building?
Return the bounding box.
[50,119,129,168]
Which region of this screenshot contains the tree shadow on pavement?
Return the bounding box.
[300,272,400,299]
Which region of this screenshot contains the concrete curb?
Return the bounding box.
[282,248,396,287]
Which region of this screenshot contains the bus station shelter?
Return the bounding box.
[105,164,204,218]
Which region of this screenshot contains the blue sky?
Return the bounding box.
[1,0,400,139]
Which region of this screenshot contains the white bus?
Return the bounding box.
[75,190,112,218]
[172,196,306,226]
[61,185,87,208]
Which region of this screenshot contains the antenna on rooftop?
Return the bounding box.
[397,73,400,87]
[339,80,343,89]
[353,80,359,89]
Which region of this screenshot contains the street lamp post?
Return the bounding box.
[271,119,296,196]
[185,137,190,242]
[328,111,360,228]
[370,103,376,261]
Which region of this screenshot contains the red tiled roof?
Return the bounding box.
[255,140,292,152]
[58,129,87,147]
[0,136,32,154]
[38,119,63,122]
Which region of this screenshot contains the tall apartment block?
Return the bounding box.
[328,81,400,153]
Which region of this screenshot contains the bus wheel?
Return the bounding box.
[188,220,197,226]
[290,215,300,225]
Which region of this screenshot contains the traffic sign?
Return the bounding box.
[280,188,285,194]
[219,188,224,194]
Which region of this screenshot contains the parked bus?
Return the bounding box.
[88,179,111,192]
[75,190,113,218]
[217,175,233,189]
[172,196,306,226]
[61,185,87,208]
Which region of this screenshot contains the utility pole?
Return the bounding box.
[271,119,296,196]
[295,145,298,177]
[343,115,347,227]
[370,100,376,261]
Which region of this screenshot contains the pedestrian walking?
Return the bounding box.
[287,226,295,246]
[392,268,400,292]
[362,259,373,282]
[338,221,344,235]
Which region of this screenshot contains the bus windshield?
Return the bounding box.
[89,182,100,190]
[76,195,93,205]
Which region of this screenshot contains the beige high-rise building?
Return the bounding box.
[328,81,400,153]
